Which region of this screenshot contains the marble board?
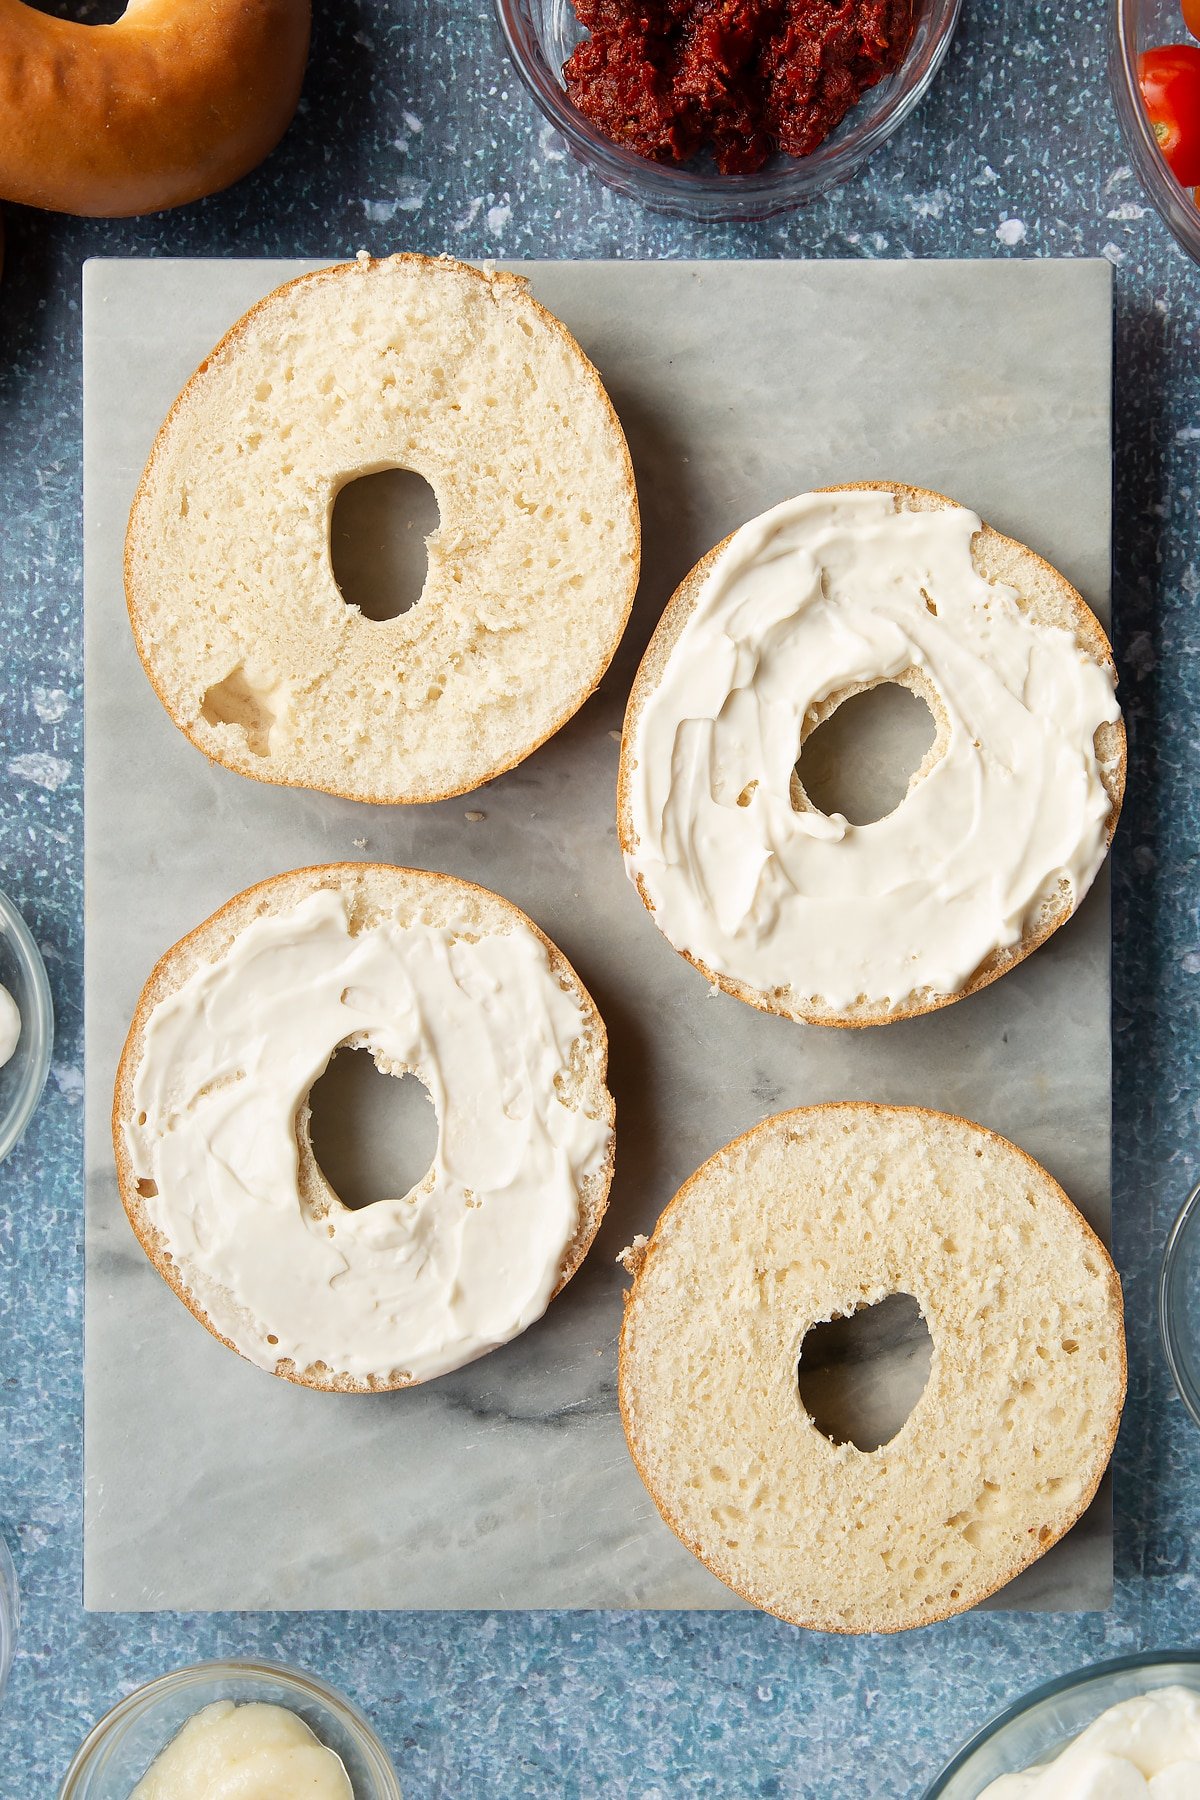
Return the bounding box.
[83,257,1115,1612]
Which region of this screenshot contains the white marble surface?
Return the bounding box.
[83,257,1115,1612]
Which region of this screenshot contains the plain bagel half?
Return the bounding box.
[125,254,641,803]
[618,1103,1126,1633]
[618,483,1126,1026]
[113,863,615,1392]
[0,0,310,217]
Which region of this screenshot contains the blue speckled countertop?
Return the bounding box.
[1,0,1198,1794]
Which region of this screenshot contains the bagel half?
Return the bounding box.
[618,482,1126,1026]
[125,254,641,804]
[618,1103,1125,1633]
[113,863,615,1392]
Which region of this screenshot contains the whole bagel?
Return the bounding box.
[0,0,311,217]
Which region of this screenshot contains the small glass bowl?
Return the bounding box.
[1110,0,1200,264]
[0,888,53,1164]
[495,0,963,221]
[59,1661,402,1800]
[923,1651,1200,1797]
[1160,1173,1200,1427]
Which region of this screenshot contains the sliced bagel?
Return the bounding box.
[619,1103,1125,1632]
[618,483,1125,1026]
[126,253,640,803]
[113,863,615,1391]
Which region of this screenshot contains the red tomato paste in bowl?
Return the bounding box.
[563,0,915,174]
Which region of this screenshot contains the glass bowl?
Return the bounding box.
[0,887,53,1164]
[924,1651,1200,1797]
[1160,1173,1200,1427]
[59,1660,402,1799]
[495,0,963,221]
[1110,0,1200,263]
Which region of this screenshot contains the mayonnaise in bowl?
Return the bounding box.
[979,1688,1200,1798]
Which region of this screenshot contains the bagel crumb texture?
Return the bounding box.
[618,1103,1125,1633]
[125,254,640,803]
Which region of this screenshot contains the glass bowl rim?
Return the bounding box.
[1108,0,1200,265]
[57,1657,403,1799]
[493,0,964,215]
[1159,1173,1200,1428]
[922,1649,1200,1796]
[0,1533,18,1708]
[0,886,54,1165]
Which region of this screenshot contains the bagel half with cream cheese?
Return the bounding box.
[113,863,615,1392]
[618,483,1125,1026]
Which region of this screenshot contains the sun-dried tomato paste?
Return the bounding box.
[563,0,914,175]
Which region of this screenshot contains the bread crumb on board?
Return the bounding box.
[616,1234,650,1278]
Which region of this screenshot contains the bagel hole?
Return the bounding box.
[35,1,126,17]
[797,1293,932,1452]
[308,1049,437,1211]
[330,468,440,621]
[794,683,936,826]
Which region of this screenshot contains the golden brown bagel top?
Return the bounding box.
[0,0,311,217]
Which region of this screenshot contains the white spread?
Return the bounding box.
[125,888,611,1383]
[626,491,1121,1012]
[0,984,19,1069]
[979,1687,1200,1797]
[130,1699,353,1798]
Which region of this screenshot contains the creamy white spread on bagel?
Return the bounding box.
[978,1687,1200,1797]
[625,490,1121,1013]
[124,888,611,1384]
[130,1700,352,1799]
